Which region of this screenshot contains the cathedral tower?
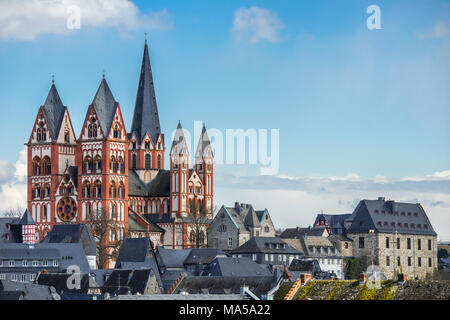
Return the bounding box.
[194,124,214,217]
[129,40,164,183]
[170,122,189,218]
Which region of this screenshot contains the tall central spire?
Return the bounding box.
[131,39,161,145]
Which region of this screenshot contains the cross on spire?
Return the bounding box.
[145,32,147,44]
[52,74,55,84]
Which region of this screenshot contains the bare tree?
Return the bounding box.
[2,205,26,218]
[188,200,211,248]
[84,207,127,269]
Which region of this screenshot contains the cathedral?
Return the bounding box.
[26,40,214,253]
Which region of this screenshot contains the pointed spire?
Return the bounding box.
[42,82,65,140]
[170,121,189,156]
[91,77,118,136]
[195,123,213,162]
[19,209,35,225]
[130,40,161,145]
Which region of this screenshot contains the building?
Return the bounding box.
[202,257,273,277]
[313,213,353,235]
[0,242,90,283]
[0,210,36,244]
[0,279,60,300]
[26,40,214,258]
[343,197,438,279]
[229,237,301,267]
[207,202,276,251]
[40,223,97,269]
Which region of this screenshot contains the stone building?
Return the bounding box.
[207,202,276,251]
[345,197,438,279]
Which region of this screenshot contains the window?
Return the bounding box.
[270,254,274,262]
[0,260,2,267]
[418,257,422,267]
[23,260,28,267]
[9,260,15,267]
[30,274,36,281]
[359,237,365,248]
[264,226,270,233]
[132,154,137,169]
[145,141,150,149]
[32,260,38,267]
[386,237,390,249]
[11,274,17,282]
[408,257,412,266]
[21,274,27,282]
[428,239,432,251]
[397,257,401,267]
[145,154,151,169]
[157,154,162,169]
[407,238,411,250]
[218,225,227,232]
[265,254,269,261]
[53,260,59,267]
[418,239,421,250]
[386,256,390,266]
[43,260,48,267]
[252,254,257,261]
[228,238,233,248]
[428,258,432,267]
[0,274,5,280]
[397,238,400,250]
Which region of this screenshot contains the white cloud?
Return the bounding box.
[0,0,172,41]
[214,169,450,241]
[232,6,284,43]
[0,148,27,213]
[415,21,449,40]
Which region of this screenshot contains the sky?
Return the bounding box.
[0,0,449,239]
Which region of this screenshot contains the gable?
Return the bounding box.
[28,108,52,144]
[56,109,77,144]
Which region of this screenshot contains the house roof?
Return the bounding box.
[41,84,66,141]
[0,279,59,300]
[128,169,170,197]
[40,223,96,256]
[101,269,158,295]
[289,259,321,273]
[220,203,270,233]
[19,209,35,225]
[143,213,175,224]
[91,78,118,137]
[36,273,92,294]
[314,213,353,230]
[346,199,437,236]
[202,257,273,277]
[304,236,334,248]
[156,248,192,269]
[183,248,226,265]
[170,122,189,156]
[279,227,327,239]
[127,210,165,233]
[130,41,161,145]
[194,124,213,163]
[230,237,301,255]
[173,276,276,298]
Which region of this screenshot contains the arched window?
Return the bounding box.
[199,231,205,244]
[44,183,51,198]
[110,156,116,172]
[190,231,196,243]
[83,181,91,198]
[113,123,121,139]
[32,157,41,175]
[145,141,150,149]
[42,156,51,175]
[36,128,42,141]
[118,156,124,174]
[42,128,47,141]
[145,154,151,169]
[94,155,102,172]
[94,180,102,198]
[118,181,125,199]
[83,156,93,173]
[33,184,41,199]
[132,154,137,169]
[111,204,117,219]
[157,154,162,169]
[110,180,116,198]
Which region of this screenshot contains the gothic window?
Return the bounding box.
[110,156,116,172]
[64,131,70,143]
[132,154,137,169]
[118,181,125,199]
[199,231,205,244]
[32,157,41,175]
[94,180,102,198]
[33,184,41,199]
[83,156,93,173]
[37,128,42,141]
[94,155,102,172]
[83,181,91,198]
[111,204,117,219]
[189,231,196,243]
[196,184,202,195]
[110,180,117,198]
[218,225,227,232]
[157,154,162,169]
[145,141,150,149]
[43,205,48,220]
[42,156,51,175]
[145,154,151,169]
[113,123,121,139]
[118,156,124,174]
[42,128,47,141]
[44,183,50,198]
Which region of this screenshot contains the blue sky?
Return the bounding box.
[0,0,449,238]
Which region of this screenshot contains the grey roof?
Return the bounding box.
[279,227,327,239]
[130,41,161,145]
[244,207,261,228]
[194,124,213,162]
[67,166,78,188]
[202,257,273,277]
[0,279,59,300]
[346,199,437,236]
[170,122,189,156]
[183,248,226,265]
[91,78,118,137]
[314,213,352,232]
[40,224,96,256]
[101,269,158,295]
[127,210,165,233]
[36,273,92,294]
[41,84,66,141]
[143,213,175,224]
[0,243,90,273]
[289,259,321,273]
[230,237,301,255]
[156,248,192,269]
[173,276,276,298]
[19,209,35,225]
[128,169,170,197]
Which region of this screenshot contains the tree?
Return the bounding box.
[84,207,127,269]
[188,200,211,248]
[2,205,26,218]
[438,248,449,259]
[344,256,369,280]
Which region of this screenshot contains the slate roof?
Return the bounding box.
[220,203,270,233]
[36,273,93,294]
[230,237,301,255]
[304,236,334,248]
[156,247,192,269]
[170,122,189,156]
[143,213,175,224]
[127,210,165,233]
[173,276,276,298]
[202,257,273,277]
[314,213,352,233]
[41,84,66,141]
[101,269,158,295]
[279,227,327,239]
[183,248,226,265]
[0,243,90,273]
[128,169,170,197]
[130,41,162,145]
[41,224,96,256]
[194,124,213,162]
[346,199,437,236]
[19,209,35,225]
[289,259,321,273]
[0,279,60,300]
[91,78,118,137]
